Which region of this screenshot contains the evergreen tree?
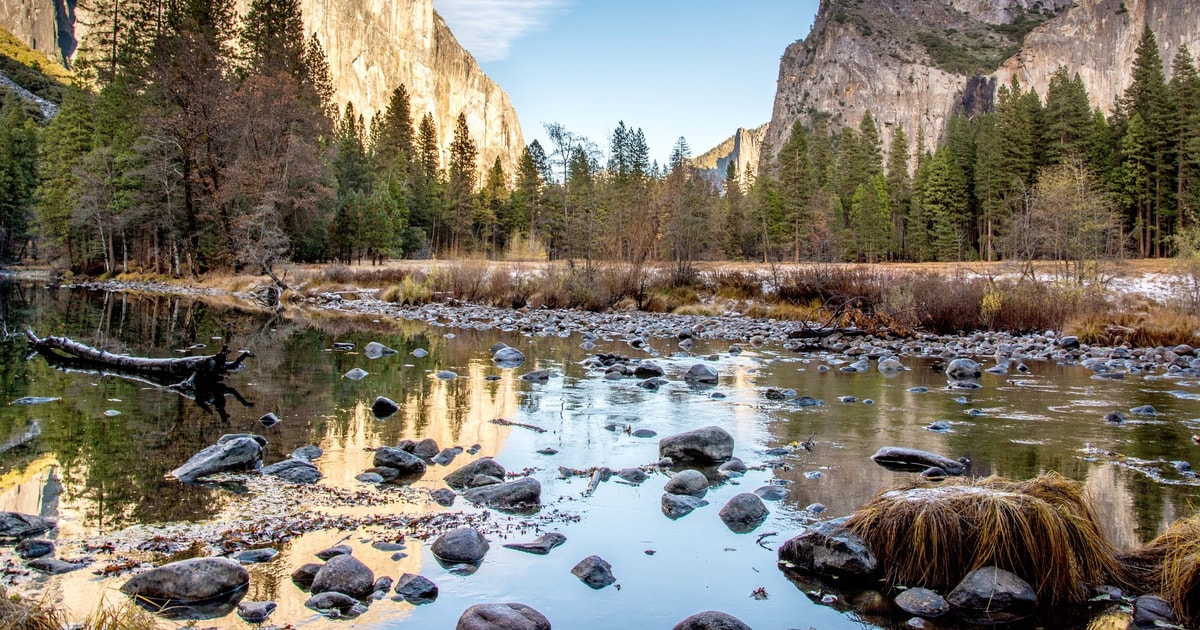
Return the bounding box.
[477,157,507,255]
[777,119,815,261]
[1121,113,1155,255]
[1121,26,1175,255]
[410,112,442,251]
[849,175,891,263]
[0,105,39,261]
[37,89,95,264]
[886,125,911,258]
[1044,67,1093,164]
[447,112,477,254]
[510,143,543,244]
[239,0,306,78]
[1171,47,1200,231]
[922,147,970,261]
[333,103,372,195]
[374,85,416,173]
[304,34,337,122]
[722,160,750,260]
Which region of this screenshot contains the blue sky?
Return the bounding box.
[435,0,821,166]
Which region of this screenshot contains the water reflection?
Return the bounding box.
[1,282,1199,628]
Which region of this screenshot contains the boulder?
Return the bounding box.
[120,558,249,605]
[305,591,358,614]
[463,478,541,511]
[315,544,353,560]
[895,587,950,618]
[372,396,399,419]
[293,445,323,461]
[237,601,276,623]
[363,342,397,359]
[777,518,879,579]
[394,573,439,604]
[570,555,616,589]
[664,470,709,497]
[616,468,648,484]
[456,603,552,630]
[870,447,965,475]
[431,488,457,506]
[446,458,506,489]
[878,357,905,373]
[662,493,708,519]
[0,512,55,540]
[15,538,54,559]
[503,532,567,555]
[171,437,263,482]
[947,566,1037,622]
[372,447,427,476]
[718,493,769,532]
[945,358,982,381]
[261,458,322,484]
[412,438,441,459]
[684,364,719,385]
[28,557,85,574]
[521,369,552,382]
[672,611,753,630]
[493,346,526,367]
[431,527,490,564]
[659,426,734,464]
[291,563,322,589]
[634,362,665,378]
[1132,595,1177,627]
[310,554,375,600]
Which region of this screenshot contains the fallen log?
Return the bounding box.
[24,330,253,385]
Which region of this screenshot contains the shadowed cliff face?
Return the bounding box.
[0,0,524,177]
[762,0,1198,171]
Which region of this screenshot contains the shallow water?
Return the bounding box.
[1,283,1199,628]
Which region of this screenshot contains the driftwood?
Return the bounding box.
[24,330,252,385]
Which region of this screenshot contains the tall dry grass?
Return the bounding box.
[845,473,1125,607]
[0,586,158,630]
[1121,514,1200,626]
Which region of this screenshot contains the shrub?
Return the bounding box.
[1122,513,1200,626]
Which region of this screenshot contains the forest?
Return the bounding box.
[0,0,1197,280]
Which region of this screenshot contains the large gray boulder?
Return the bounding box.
[463,478,541,511]
[171,437,263,482]
[777,518,879,579]
[718,493,769,532]
[373,447,427,476]
[261,458,322,484]
[659,426,734,464]
[672,611,752,630]
[120,558,249,605]
[310,554,375,600]
[456,603,551,630]
[493,346,527,367]
[445,458,506,489]
[431,527,490,564]
[683,364,719,385]
[870,447,965,475]
[947,566,1037,622]
[0,512,56,539]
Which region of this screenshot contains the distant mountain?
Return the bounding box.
[692,124,769,190]
[709,0,1200,176]
[0,0,525,174]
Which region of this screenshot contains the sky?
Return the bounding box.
[434,0,821,166]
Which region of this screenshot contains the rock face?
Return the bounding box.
[1,0,524,174]
[760,0,1198,174]
[692,124,769,190]
[120,558,250,605]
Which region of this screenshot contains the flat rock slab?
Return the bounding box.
[870,446,965,475]
[503,532,567,555]
[0,512,56,540]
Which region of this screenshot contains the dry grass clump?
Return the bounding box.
[1120,513,1200,625]
[845,473,1124,607]
[0,587,157,630]
[1067,308,1200,348]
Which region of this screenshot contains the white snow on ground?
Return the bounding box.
[1107,272,1191,305]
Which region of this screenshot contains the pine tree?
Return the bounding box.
[1171,47,1200,231]
[333,102,372,195]
[849,175,891,263]
[1121,26,1175,256]
[1121,113,1155,256]
[722,160,749,260]
[886,126,911,258]
[239,0,306,78]
[477,157,507,255]
[777,119,815,261]
[1044,67,1093,164]
[304,34,336,122]
[37,89,95,264]
[923,147,970,261]
[0,105,39,261]
[447,113,477,254]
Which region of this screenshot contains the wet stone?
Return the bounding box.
[28,557,85,574]
[754,486,788,501]
[672,611,752,630]
[315,544,352,560]
[446,458,505,489]
[536,448,559,456]
[292,445,323,461]
[291,563,322,589]
[237,601,276,623]
[661,493,708,519]
[305,592,358,615]
[503,532,567,555]
[261,458,322,484]
[431,527,490,564]
[15,538,54,559]
[521,369,551,382]
[616,468,648,484]
[1130,405,1157,416]
[659,426,735,464]
[233,548,278,564]
[411,348,429,358]
[664,469,709,497]
[364,342,397,359]
[436,370,458,380]
[718,493,769,532]
[895,587,950,618]
[1132,595,1176,627]
[394,573,438,604]
[371,396,399,419]
[310,554,375,599]
[258,413,280,427]
[947,566,1037,621]
[456,603,551,630]
[432,448,458,465]
[570,555,616,589]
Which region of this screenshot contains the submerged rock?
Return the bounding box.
[503,532,567,555]
[871,447,965,475]
[305,591,359,615]
[664,469,709,497]
[237,601,276,623]
[672,611,752,630]
[311,554,375,600]
[171,437,263,483]
[718,493,769,532]
[493,346,527,367]
[571,555,616,589]
[684,363,719,385]
[120,558,249,606]
[456,603,551,630]
[777,518,879,579]
[659,426,735,464]
[373,447,427,476]
[343,368,369,381]
[261,458,322,484]
[662,493,708,519]
[363,342,397,359]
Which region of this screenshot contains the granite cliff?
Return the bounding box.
[0,0,524,176]
[753,0,1200,173]
[692,124,769,190]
